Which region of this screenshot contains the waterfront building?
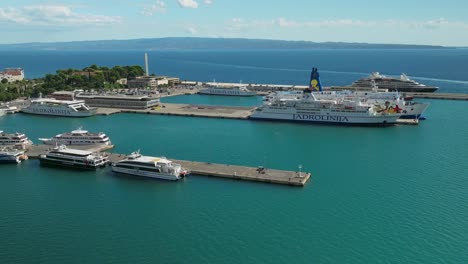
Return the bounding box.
[75,93,160,109]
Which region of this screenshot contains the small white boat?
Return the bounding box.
[112,151,188,181]
[39,127,111,146]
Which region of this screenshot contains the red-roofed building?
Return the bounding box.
[0,68,25,82]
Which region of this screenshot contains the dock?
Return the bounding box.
[97,103,254,119]
[25,145,311,187]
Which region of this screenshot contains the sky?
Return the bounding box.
[0,0,467,46]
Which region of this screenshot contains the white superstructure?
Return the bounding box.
[39,127,111,146]
[199,86,256,96]
[112,151,188,181]
[39,145,108,169]
[0,149,28,164]
[0,131,33,149]
[22,99,96,117]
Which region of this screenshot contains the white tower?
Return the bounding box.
[144,53,149,76]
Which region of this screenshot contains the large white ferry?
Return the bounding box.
[112,151,188,181]
[39,145,108,169]
[22,99,96,117]
[250,68,401,126]
[199,86,256,96]
[0,149,28,164]
[39,127,111,146]
[351,72,438,92]
[0,130,33,149]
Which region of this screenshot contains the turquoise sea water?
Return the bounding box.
[1,98,468,263]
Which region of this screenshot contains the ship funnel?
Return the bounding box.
[309,67,323,92]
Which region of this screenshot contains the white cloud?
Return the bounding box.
[204,0,213,4]
[186,26,197,34]
[177,0,198,8]
[142,1,167,16]
[0,5,122,26]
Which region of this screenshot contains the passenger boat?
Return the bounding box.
[39,145,108,169]
[0,148,28,164]
[199,86,256,96]
[112,151,188,181]
[0,130,33,149]
[250,68,402,126]
[22,98,96,117]
[39,127,111,146]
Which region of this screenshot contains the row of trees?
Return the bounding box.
[0,65,146,102]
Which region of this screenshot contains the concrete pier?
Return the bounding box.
[106,153,311,187]
[25,145,311,187]
[96,104,254,119]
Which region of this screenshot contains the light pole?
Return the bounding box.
[298,164,302,178]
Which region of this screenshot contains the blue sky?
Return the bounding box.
[0,0,467,46]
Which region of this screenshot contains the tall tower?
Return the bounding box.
[144,53,149,76]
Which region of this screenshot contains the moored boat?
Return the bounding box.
[39,145,108,169]
[0,148,28,164]
[112,151,188,181]
[39,127,111,146]
[22,98,96,117]
[0,130,33,149]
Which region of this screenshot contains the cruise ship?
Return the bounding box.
[199,86,256,96]
[250,68,401,126]
[39,145,108,169]
[350,72,438,92]
[0,149,28,164]
[112,151,188,181]
[0,130,33,149]
[22,99,97,117]
[39,127,111,146]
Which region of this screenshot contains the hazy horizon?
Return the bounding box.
[1,1,467,46]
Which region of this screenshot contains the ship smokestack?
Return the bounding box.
[144,53,149,76]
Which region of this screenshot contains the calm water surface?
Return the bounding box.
[0,98,467,263]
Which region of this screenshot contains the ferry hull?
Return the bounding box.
[111,166,181,181]
[39,158,107,170]
[0,157,21,164]
[22,107,96,117]
[249,112,400,126]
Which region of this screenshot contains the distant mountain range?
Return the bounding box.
[0,37,452,51]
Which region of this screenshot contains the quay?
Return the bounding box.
[183,80,468,100]
[25,145,311,187]
[96,103,254,119]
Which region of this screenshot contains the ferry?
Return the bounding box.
[0,130,33,149]
[351,72,438,93]
[39,145,108,169]
[112,151,188,181]
[0,149,28,164]
[22,98,97,117]
[199,86,256,96]
[250,68,401,126]
[39,127,111,146]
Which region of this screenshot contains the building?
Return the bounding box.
[75,93,160,109]
[0,68,25,82]
[127,76,158,89]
